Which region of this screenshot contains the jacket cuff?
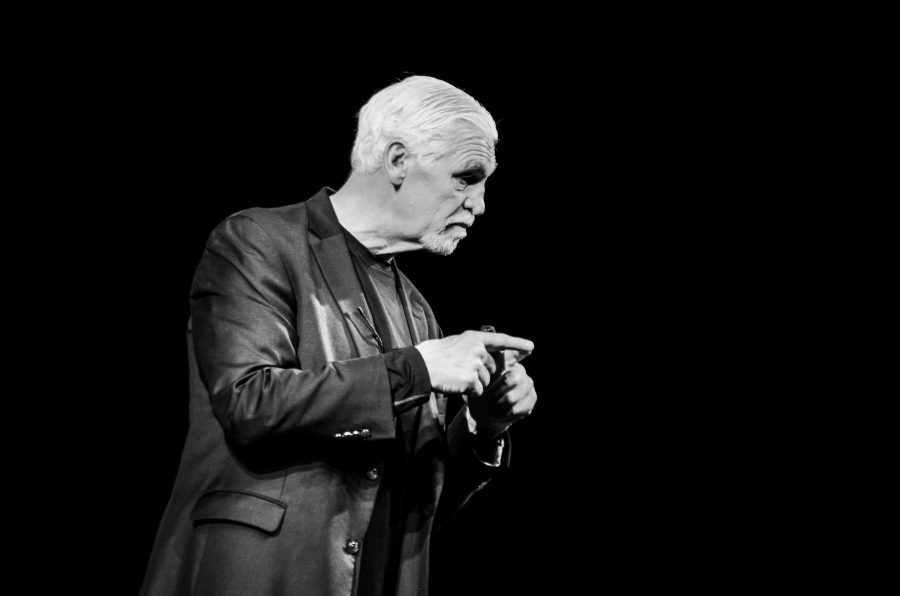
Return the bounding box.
[384,346,433,415]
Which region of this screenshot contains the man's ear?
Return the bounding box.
[384,142,409,189]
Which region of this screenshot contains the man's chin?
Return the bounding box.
[422,236,460,256]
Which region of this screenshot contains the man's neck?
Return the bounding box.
[330,173,419,257]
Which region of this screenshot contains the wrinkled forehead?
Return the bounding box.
[441,130,498,175]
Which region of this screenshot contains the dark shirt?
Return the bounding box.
[342,228,431,596]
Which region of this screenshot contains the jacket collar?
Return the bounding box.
[306,186,345,240]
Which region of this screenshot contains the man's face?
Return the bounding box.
[397,131,496,255]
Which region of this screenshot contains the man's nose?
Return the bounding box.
[463,187,486,217]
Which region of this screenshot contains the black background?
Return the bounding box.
[7,15,895,595]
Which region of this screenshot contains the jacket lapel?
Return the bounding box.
[306,189,381,359]
[395,269,447,434]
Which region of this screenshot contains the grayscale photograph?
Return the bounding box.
[6,14,894,596]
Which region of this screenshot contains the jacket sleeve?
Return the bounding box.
[434,403,512,530]
[190,214,395,448]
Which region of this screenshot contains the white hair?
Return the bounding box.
[350,75,498,174]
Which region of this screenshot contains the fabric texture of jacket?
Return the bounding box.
[140,188,508,596]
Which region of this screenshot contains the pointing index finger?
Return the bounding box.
[476,331,534,354]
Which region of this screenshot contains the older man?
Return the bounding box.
[140,75,537,596]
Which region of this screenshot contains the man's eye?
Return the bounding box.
[455,175,477,186]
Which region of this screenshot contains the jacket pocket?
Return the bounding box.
[190,489,287,534]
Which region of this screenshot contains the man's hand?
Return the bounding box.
[415,331,533,396]
[466,362,537,439]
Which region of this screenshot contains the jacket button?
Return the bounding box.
[344,539,361,555]
[365,468,380,481]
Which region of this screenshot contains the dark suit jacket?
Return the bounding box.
[140,189,508,596]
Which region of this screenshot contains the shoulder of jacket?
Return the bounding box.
[226,202,309,231]
[210,202,310,246]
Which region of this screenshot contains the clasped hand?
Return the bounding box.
[415,330,537,439]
